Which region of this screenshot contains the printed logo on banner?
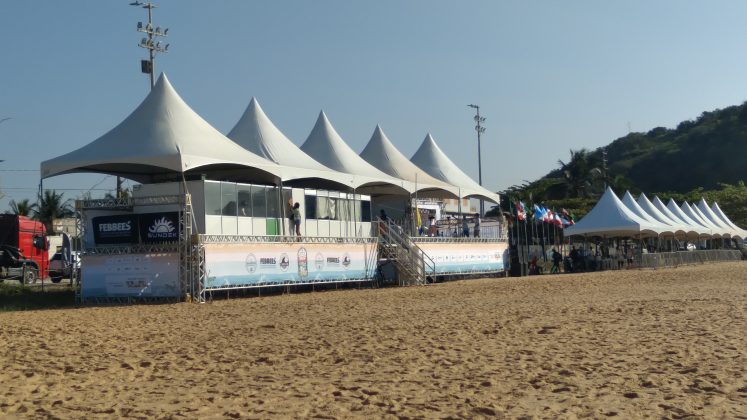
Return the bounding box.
[342,253,351,269]
[326,256,340,267]
[245,254,257,273]
[315,253,324,270]
[139,212,179,242]
[259,256,277,270]
[92,214,139,245]
[279,253,289,272]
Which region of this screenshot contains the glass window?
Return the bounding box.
[221,183,237,216]
[266,187,279,218]
[237,185,252,217]
[337,199,348,221]
[316,196,329,220]
[361,200,372,222]
[282,189,292,219]
[327,197,337,220]
[352,200,362,222]
[251,186,267,218]
[305,195,317,220]
[205,182,222,215]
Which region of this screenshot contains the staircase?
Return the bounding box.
[376,218,435,286]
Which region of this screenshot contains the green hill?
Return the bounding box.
[551,102,747,192]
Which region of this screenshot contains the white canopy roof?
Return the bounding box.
[409,134,500,203]
[359,125,459,198]
[621,191,672,235]
[711,202,747,239]
[665,199,712,237]
[300,111,413,195]
[636,193,694,237]
[564,187,661,237]
[41,74,282,184]
[227,97,360,190]
[696,199,734,238]
[681,202,721,237]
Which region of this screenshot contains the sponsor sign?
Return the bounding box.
[416,242,507,274]
[139,212,179,243]
[92,214,139,245]
[81,253,180,298]
[203,242,376,288]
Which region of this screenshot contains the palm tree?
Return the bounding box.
[9,199,36,216]
[556,149,603,198]
[34,190,74,234]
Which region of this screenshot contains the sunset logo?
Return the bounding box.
[147,217,176,239]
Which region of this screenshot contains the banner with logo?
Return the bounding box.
[139,212,179,243]
[203,242,377,288]
[81,252,180,298]
[92,214,139,245]
[416,242,508,274]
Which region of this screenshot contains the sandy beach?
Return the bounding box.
[1,262,746,418]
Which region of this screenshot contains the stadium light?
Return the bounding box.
[467,104,486,215]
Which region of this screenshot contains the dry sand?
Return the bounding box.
[1,262,746,419]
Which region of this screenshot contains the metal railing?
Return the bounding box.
[376,218,435,285]
[641,249,742,269]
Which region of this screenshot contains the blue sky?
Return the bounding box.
[2,1,747,211]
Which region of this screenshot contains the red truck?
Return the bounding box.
[0,215,49,284]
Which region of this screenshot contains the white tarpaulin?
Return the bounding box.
[711,202,747,239]
[359,125,458,198]
[409,134,500,203]
[620,191,673,235]
[41,74,282,184]
[563,187,661,237]
[665,199,712,237]
[696,199,734,238]
[636,193,694,237]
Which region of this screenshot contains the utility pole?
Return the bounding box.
[123,1,169,198]
[468,104,486,215]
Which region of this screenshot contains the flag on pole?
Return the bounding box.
[516,200,526,221]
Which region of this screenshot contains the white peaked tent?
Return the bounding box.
[696,199,734,238]
[409,134,500,203]
[563,187,661,237]
[636,194,693,237]
[665,199,712,237]
[711,202,747,239]
[227,97,360,190]
[41,74,282,184]
[300,111,413,194]
[621,191,672,234]
[359,125,459,198]
[681,202,722,238]
[690,202,730,238]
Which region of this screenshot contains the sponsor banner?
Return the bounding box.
[81,253,180,298]
[204,242,376,288]
[139,212,179,243]
[417,242,507,274]
[92,214,139,245]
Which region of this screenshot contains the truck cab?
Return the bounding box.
[0,215,49,283]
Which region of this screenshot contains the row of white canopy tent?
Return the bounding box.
[564,187,747,240]
[41,73,499,205]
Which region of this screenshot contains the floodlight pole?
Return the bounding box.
[468,104,486,216]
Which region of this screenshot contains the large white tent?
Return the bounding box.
[359,125,459,199]
[621,191,672,235]
[409,134,500,203]
[681,202,722,238]
[711,202,747,239]
[41,74,282,185]
[696,199,734,238]
[227,97,363,191]
[300,111,413,195]
[636,193,693,237]
[563,187,661,237]
[665,199,712,237]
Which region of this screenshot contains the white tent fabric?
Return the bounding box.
[300,111,413,194]
[681,202,722,238]
[621,191,673,234]
[636,193,693,236]
[409,134,500,203]
[696,199,734,238]
[689,202,729,238]
[653,196,711,237]
[359,125,459,198]
[227,97,362,190]
[564,187,661,237]
[41,74,282,184]
[711,202,747,239]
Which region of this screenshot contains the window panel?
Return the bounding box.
[221,183,237,216]
[237,185,251,217]
[205,182,222,216]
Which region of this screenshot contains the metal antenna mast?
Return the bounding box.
[468,104,486,215]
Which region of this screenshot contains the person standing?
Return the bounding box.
[462,215,469,238]
[291,202,302,237]
[473,213,481,238]
[551,248,562,273]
